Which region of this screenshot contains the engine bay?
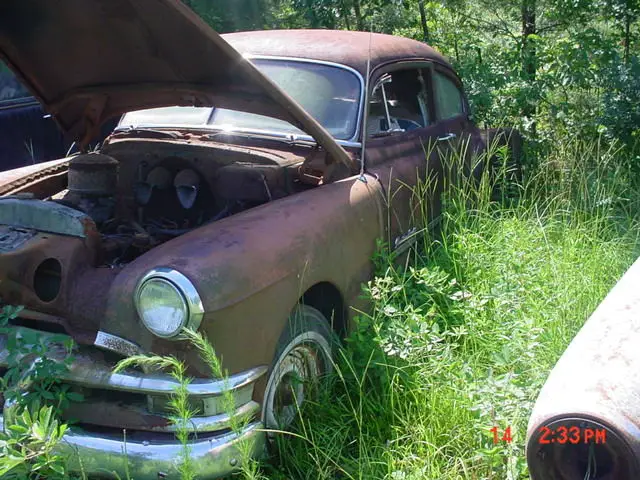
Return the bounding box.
[40,141,312,267]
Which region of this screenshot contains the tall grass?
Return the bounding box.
[265,134,640,480]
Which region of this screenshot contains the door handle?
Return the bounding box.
[437,133,457,142]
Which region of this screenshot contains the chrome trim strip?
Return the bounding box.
[150,401,260,433]
[135,267,205,339]
[393,227,419,255]
[338,140,362,149]
[70,364,269,397]
[0,415,266,479]
[94,331,145,357]
[0,100,40,111]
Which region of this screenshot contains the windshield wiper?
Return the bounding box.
[201,129,315,147]
[112,127,181,140]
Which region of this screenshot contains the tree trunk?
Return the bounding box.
[521,0,537,135]
[624,11,631,63]
[521,0,537,82]
[339,0,352,30]
[353,0,364,31]
[418,1,430,43]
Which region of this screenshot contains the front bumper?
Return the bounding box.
[0,326,268,479]
[0,415,266,479]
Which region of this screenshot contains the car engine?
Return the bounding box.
[51,153,224,267]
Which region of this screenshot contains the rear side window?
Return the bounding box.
[434,71,464,120]
[0,61,31,104]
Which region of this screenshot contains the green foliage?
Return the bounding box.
[0,405,69,479]
[0,306,79,414]
[601,57,640,157]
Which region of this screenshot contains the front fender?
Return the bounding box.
[102,174,385,375]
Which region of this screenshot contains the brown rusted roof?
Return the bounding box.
[222,30,453,78]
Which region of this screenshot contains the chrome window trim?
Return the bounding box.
[116,56,366,145]
[0,97,40,111]
[135,267,205,339]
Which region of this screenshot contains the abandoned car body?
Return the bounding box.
[526,257,640,479]
[0,0,505,477]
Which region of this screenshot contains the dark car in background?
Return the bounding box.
[0,62,69,170]
[0,62,116,170]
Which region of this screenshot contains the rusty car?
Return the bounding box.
[0,0,516,478]
[526,256,640,479]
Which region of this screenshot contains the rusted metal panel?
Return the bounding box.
[224,30,453,81]
[0,230,113,337]
[526,256,640,479]
[99,172,385,376]
[0,198,95,238]
[0,158,69,196]
[0,226,36,253]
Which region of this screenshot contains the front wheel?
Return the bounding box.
[262,305,334,431]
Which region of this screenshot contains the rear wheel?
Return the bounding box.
[262,305,334,431]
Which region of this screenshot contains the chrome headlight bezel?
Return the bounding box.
[134,268,204,339]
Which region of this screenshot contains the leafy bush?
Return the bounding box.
[0,406,68,479]
[600,57,640,160]
[0,305,79,414]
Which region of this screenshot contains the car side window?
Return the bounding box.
[0,61,31,104]
[367,68,430,138]
[433,71,464,120]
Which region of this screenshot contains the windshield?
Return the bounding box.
[118,59,362,141]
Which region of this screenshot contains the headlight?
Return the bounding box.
[135,268,204,339]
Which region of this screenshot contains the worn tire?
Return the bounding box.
[262,305,334,432]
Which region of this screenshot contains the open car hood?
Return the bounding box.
[0,0,350,164]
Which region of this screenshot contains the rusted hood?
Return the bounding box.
[0,0,350,165]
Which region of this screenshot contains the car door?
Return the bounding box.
[365,62,449,252]
[431,66,485,180]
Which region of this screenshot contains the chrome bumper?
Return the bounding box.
[0,327,268,479]
[0,414,266,479]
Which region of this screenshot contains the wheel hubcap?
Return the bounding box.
[264,332,332,431]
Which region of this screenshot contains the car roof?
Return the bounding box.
[222,30,453,79]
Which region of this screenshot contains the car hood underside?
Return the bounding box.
[0,0,350,165]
